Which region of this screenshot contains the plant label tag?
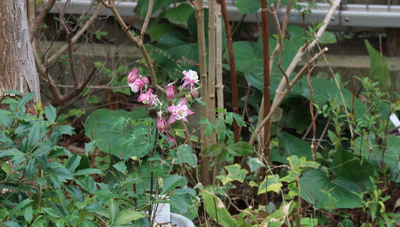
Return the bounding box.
[153,203,170,224]
[390,113,400,132]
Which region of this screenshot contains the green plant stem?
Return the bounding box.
[219,0,240,143]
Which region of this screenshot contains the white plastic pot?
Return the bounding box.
[170,213,195,227]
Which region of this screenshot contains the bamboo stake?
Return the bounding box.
[193,0,211,185]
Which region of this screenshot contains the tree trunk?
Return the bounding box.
[0,0,40,101]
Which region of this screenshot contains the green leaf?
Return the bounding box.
[44,104,57,124]
[18,92,34,109]
[261,202,293,227]
[66,153,82,173]
[217,164,248,185]
[109,199,119,224]
[163,174,186,194]
[247,157,266,172]
[112,161,127,174]
[28,121,47,149]
[165,4,194,27]
[24,205,33,223]
[365,39,391,91]
[112,210,146,226]
[226,142,254,156]
[74,168,102,176]
[173,144,197,167]
[318,31,337,45]
[53,125,75,135]
[155,32,199,79]
[9,199,33,218]
[258,175,283,194]
[235,0,260,14]
[4,221,21,227]
[300,169,362,209]
[331,148,374,192]
[148,23,176,42]
[202,190,237,227]
[84,108,147,159]
[65,185,84,202]
[134,0,186,18]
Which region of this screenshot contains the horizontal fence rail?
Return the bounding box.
[40,0,400,28]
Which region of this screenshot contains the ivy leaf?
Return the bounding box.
[217,164,248,185]
[258,175,283,194]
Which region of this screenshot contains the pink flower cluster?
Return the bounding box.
[127,68,200,143]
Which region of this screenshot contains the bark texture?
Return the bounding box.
[0,0,40,100]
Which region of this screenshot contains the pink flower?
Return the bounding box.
[181,70,199,91]
[157,116,168,133]
[129,77,149,93]
[167,98,194,124]
[166,84,175,100]
[127,68,139,84]
[127,68,149,93]
[137,89,158,107]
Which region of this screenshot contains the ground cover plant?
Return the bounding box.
[1,0,400,226]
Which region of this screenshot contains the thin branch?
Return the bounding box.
[101,0,164,93]
[249,48,328,145]
[140,0,154,41]
[272,0,341,104]
[45,2,103,65]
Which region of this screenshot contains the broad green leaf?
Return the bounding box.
[44,104,56,124]
[292,77,366,120]
[365,39,391,91]
[112,210,146,226]
[134,0,186,18]
[235,0,260,14]
[258,175,283,194]
[148,23,176,42]
[270,131,313,163]
[84,108,147,159]
[155,32,199,80]
[300,169,362,209]
[202,190,236,227]
[331,148,374,192]
[165,4,194,27]
[226,142,254,156]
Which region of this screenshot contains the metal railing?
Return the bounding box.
[41,0,400,28]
